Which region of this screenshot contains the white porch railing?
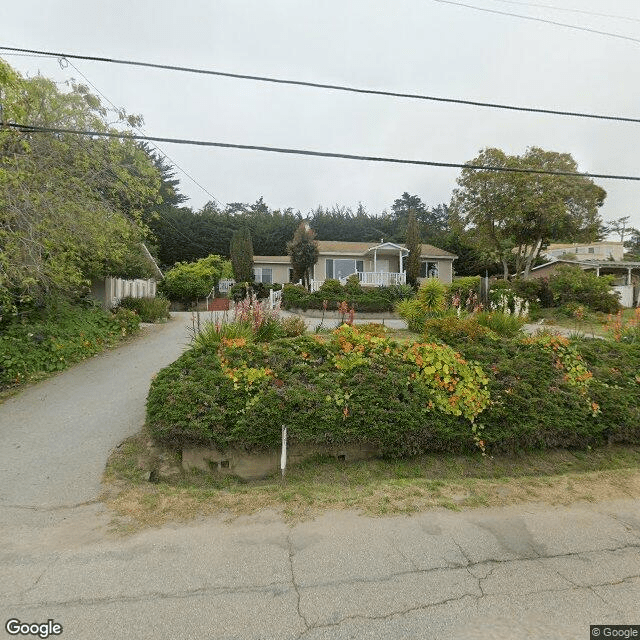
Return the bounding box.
[338,272,406,286]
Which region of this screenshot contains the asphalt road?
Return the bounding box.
[1,312,638,639]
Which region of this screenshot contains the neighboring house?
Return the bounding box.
[526,258,640,307]
[542,241,624,262]
[253,241,457,287]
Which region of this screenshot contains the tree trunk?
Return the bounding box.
[523,239,543,279]
[501,258,509,280]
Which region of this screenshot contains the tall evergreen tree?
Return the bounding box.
[230,227,254,282]
[405,209,421,287]
[287,223,319,291]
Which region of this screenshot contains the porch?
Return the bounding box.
[342,271,407,286]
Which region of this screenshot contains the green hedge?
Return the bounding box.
[146,325,640,457]
[1,301,140,389]
[147,327,490,456]
[281,281,414,313]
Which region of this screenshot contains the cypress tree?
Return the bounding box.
[230,227,254,282]
[405,209,421,287]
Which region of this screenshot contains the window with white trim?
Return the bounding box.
[253,267,273,284]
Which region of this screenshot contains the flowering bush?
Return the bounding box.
[148,324,491,455]
[193,299,290,348]
[605,308,640,343]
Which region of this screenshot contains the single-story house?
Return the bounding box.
[253,241,457,287]
[526,258,640,307]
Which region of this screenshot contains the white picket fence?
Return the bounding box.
[95,277,156,309]
[218,279,235,293]
[269,288,283,308]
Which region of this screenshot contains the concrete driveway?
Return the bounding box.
[1,312,638,639]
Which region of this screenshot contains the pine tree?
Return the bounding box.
[230,227,254,282]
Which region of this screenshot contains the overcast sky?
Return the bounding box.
[3,0,640,234]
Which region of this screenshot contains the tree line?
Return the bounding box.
[1,56,619,322]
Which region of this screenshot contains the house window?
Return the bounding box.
[253,267,272,284]
[325,259,334,279]
[356,260,364,273]
[289,268,295,282]
[420,261,439,277]
[588,247,595,254]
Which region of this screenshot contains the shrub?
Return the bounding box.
[229,282,270,302]
[416,278,447,315]
[395,299,426,333]
[510,278,553,307]
[279,315,307,337]
[282,284,311,310]
[147,324,640,457]
[455,337,640,452]
[117,296,170,323]
[474,311,525,337]
[318,279,344,297]
[344,274,363,296]
[283,281,412,313]
[423,314,496,344]
[159,255,232,305]
[110,307,141,335]
[548,265,621,314]
[0,300,140,389]
[446,276,480,303]
[147,325,490,455]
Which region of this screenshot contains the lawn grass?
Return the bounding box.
[103,430,640,531]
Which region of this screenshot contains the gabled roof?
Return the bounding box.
[316,240,456,259]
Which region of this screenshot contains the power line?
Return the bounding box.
[62,58,224,207]
[433,0,640,45]
[1,46,639,124]
[484,0,640,23]
[7,121,640,182]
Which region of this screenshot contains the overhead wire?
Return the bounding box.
[483,0,640,23]
[1,46,639,124]
[61,57,224,207]
[432,0,640,45]
[7,122,640,182]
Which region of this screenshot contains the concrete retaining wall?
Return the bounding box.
[182,443,380,480]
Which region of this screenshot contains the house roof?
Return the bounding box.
[316,240,456,259]
[530,258,640,272]
[545,241,623,250]
[253,255,292,263]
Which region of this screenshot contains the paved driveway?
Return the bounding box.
[1,312,638,639]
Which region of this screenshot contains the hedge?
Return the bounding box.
[281,281,413,313]
[147,326,489,456]
[146,325,640,458]
[1,301,140,389]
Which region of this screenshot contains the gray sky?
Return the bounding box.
[3,0,640,233]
